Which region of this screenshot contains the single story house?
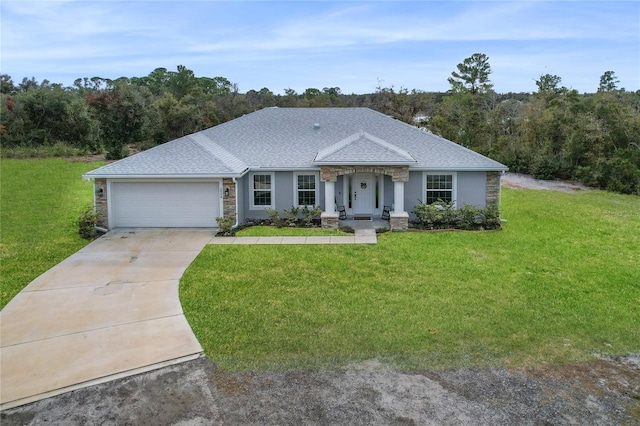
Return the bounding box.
[83,107,508,231]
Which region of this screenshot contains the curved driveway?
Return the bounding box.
[0,229,214,410]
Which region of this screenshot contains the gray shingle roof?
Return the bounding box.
[84,107,507,177]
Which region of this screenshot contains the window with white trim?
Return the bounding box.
[425,173,455,204]
[294,173,318,206]
[250,173,274,209]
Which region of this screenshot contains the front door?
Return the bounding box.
[353,173,374,215]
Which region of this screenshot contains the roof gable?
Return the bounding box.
[314,131,417,165]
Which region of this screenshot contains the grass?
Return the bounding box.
[180,188,640,371]
[236,226,349,237]
[2,159,638,372]
[0,158,103,308]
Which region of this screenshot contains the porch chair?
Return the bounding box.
[337,205,347,220]
[381,205,391,220]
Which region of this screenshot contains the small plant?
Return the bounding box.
[265,208,285,228]
[78,205,98,240]
[283,206,301,226]
[216,216,235,235]
[483,203,502,230]
[339,225,354,234]
[300,205,323,226]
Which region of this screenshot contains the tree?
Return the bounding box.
[535,74,562,94]
[1,74,15,94]
[598,71,620,92]
[279,88,299,107]
[373,85,433,124]
[167,65,196,100]
[447,53,493,94]
[87,83,150,159]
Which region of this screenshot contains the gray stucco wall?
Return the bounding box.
[404,170,488,220]
[456,171,487,209]
[405,171,424,215]
[242,171,324,221]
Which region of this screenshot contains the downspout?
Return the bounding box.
[232,177,239,228]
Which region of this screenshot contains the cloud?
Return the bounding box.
[1,1,637,92]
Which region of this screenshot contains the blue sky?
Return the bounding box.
[1,1,638,94]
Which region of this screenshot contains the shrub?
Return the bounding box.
[412,200,456,229]
[216,216,235,234]
[483,203,502,230]
[300,205,322,226]
[458,204,483,230]
[596,158,640,195]
[283,206,301,225]
[531,153,562,180]
[78,205,98,239]
[265,208,285,228]
[411,202,502,231]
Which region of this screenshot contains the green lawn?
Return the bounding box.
[0,158,103,308]
[181,188,640,371]
[2,159,638,372]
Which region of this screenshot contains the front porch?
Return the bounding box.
[338,217,390,230]
[319,165,410,231]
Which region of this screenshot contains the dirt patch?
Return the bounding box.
[3,355,638,425]
[65,153,108,163]
[502,173,594,193]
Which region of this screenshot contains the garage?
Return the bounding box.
[110,181,221,228]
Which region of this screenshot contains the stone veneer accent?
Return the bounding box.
[222,178,236,221]
[320,165,409,182]
[321,212,339,229]
[486,171,501,206]
[94,178,108,229]
[389,212,409,231]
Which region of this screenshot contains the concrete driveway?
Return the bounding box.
[0,228,214,410]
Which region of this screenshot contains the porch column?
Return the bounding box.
[393,181,404,214]
[324,180,336,214]
[321,178,339,229]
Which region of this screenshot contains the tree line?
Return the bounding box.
[1,57,638,194]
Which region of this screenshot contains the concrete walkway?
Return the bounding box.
[0,229,213,410]
[0,227,377,410]
[210,229,378,245]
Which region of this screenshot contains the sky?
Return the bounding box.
[1,1,638,95]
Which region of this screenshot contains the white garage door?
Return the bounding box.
[111,181,220,228]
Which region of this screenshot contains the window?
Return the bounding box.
[294,173,318,206]
[425,173,455,204]
[250,173,274,209]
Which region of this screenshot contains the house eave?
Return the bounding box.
[82,171,248,180]
[413,166,509,172]
[312,161,418,166]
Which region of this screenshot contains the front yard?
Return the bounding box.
[0,159,104,308]
[181,188,640,371]
[2,158,638,373]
